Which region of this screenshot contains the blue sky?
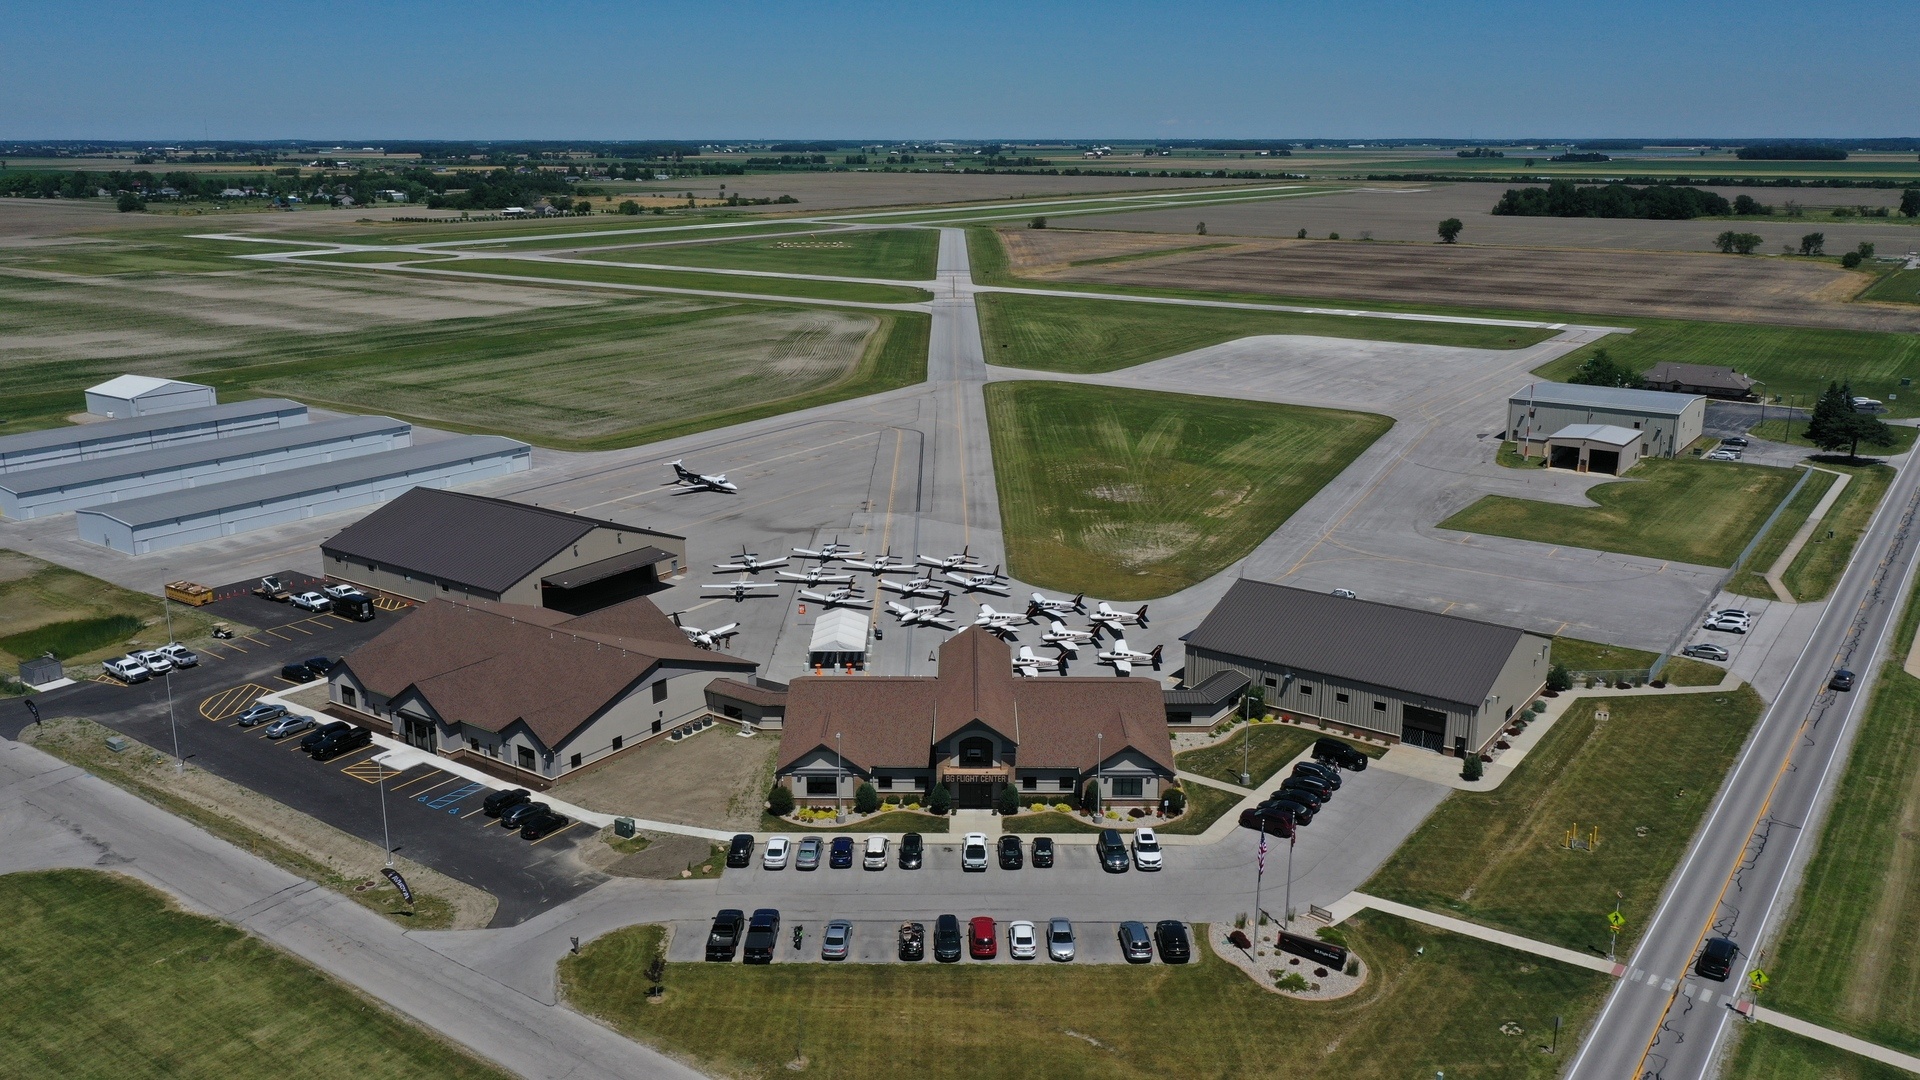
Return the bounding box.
[2,0,1912,140]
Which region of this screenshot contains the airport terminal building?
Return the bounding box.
[1507,382,1705,460]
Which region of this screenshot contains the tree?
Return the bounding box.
[1080,778,1101,816]
[1437,217,1463,243]
[1546,662,1573,693]
[1804,381,1895,460]
[1730,232,1763,255]
[1295,228,1307,239]
[1461,753,1483,782]
[1714,230,1738,253]
[1162,786,1187,816]
[1196,222,1207,235]
[1842,251,1863,269]
[1858,241,1876,259]
[1901,188,1920,218]
[1028,216,1046,229]
[927,782,952,816]
[854,782,880,815]
[1799,232,1826,256]
[617,200,641,215]
[116,192,145,212]
[1567,348,1641,388]
[1732,194,1771,216]
[766,782,795,817]
[995,783,1020,816]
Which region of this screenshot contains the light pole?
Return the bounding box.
[160,575,183,772]
[1241,719,1251,788]
[835,732,844,822]
[1284,831,1296,925]
[377,760,393,866]
[1096,732,1103,815]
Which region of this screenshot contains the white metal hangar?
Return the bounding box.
[320,487,687,612]
[84,375,218,418]
[1182,579,1552,757]
[1507,382,1704,459]
[0,399,309,474]
[74,435,531,555]
[0,416,411,520]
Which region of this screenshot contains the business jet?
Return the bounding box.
[776,565,856,586]
[945,565,1011,595]
[886,599,958,630]
[1039,619,1099,656]
[1014,646,1070,677]
[666,460,737,494]
[670,612,739,649]
[1096,638,1163,676]
[713,547,789,573]
[701,578,780,602]
[917,547,989,573]
[1027,591,1086,618]
[1088,602,1150,634]
[798,585,871,609]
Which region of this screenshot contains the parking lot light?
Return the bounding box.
[159,573,183,772]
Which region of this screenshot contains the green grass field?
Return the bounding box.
[976,292,1554,374]
[586,228,939,280]
[1366,687,1764,953]
[1175,724,1320,787]
[1662,657,1730,687]
[0,869,508,1080]
[1551,636,1658,674]
[418,258,933,304]
[0,552,232,674]
[1441,457,1802,567]
[1725,1025,1913,1080]
[298,250,458,263]
[1157,781,1244,835]
[561,912,1610,1080]
[1782,464,1895,601]
[1748,418,1918,456]
[1759,570,1920,1054]
[1859,268,1920,305]
[1730,467,1836,599]
[0,614,143,662]
[1000,810,1104,834]
[985,381,1392,598]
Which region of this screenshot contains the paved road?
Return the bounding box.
[1565,430,1920,1079]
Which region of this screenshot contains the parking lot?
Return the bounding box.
[4,576,604,927]
[665,916,1193,965]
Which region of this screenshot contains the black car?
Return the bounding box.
[280,662,318,683]
[1695,937,1738,982]
[1313,737,1369,771]
[1721,436,1749,448]
[998,835,1023,870]
[1154,920,1192,964]
[1262,795,1316,826]
[1097,829,1129,873]
[1292,759,1343,790]
[1239,806,1295,838]
[1829,669,1856,692]
[1282,772,1333,800]
[483,787,531,817]
[933,914,963,963]
[726,833,754,868]
[1273,783,1323,811]
[299,720,351,751]
[304,655,337,677]
[899,831,924,869]
[1031,836,1055,867]
[898,921,925,961]
[829,836,854,869]
[500,800,549,829]
[706,909,746,961]
[520,808,568,840]
[309,726,371,761]
[743,908,780,964]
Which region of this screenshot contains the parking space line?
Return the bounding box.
[528,820,581,846]
[326,746,381,767]
[199,683,272,722]
[408,777,462,799]
[286,623,314,635]
[391,770,450,793]
[219,641,248,653]
[265,629,293,640]
[461,805,491,820]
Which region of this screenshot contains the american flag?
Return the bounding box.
[1257,832,1268,872]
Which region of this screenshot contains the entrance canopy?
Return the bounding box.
[808,608,870,669]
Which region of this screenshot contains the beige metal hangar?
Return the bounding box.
[1508,382,1704,459]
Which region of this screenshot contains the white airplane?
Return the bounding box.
[1039,618,1099,656]
[670,612,739,649]
[1096,638,1163,676]
[1014,646,1071,677]
[844,549,912,574]
[792,538,865,562]
[1088,601,1150,634]
[666,460,737,494]
[776,565,856,586]
[945,565,1011,595]
[712,546,789,574]
[918,547,990,573]
[798,585,871,609]
[1027,591,1086,618]
[701,578,780,602]
[879,575,950,600]
[886,599,958,630]
[974,604,1030,637]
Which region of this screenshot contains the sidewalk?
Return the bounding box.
[1764,468,1851,602]
[1327,892,1618,975]
[1749,1007,1920,1073]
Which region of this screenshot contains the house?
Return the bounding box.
[776,628,1176,809]
[1641,362,1757,402]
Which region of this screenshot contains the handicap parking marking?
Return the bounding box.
[423,782,485,811]
[199,683,273,722]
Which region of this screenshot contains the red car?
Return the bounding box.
[969,916,998,959]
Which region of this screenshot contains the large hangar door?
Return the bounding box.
[1401,704,1448,752]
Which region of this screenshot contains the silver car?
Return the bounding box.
[821,919,852,961]
[796,836,823,871]
[236,702,289,727]
[263,713,316,740]
[1047,917,1075,962]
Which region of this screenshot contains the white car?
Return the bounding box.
[1710,608,1753,622]
[1047,917,1076,962]
[1008,920,1038,960]
[322,583,361,601]
[1705,450,1741,462]
[132,649,173,675]
[158,643,199,668]
[290,591,332,612]
[762,836,791,870]
[1329,588,1358,599]
[1132,827,1164,871]
[1682,643,1731,662]
[102,656,151,683]
[863,835,889,870]
[962,832,989,872]
[1703,617,1749,635]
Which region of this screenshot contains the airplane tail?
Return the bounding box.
[1136,604,1151,627]
[670,612,685,627]
[1072,593,1086,611]
[1150,644,1164,670]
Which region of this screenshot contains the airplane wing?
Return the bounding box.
[1015,663,1038,678]
[758,556,790,569]
[1111,658,1132,676]
[775,571,812,582]
[973,580,1011,595]
[925,616,958,630]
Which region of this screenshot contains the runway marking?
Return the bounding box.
[1660,978,1676,991]
[198,683,271,722]
[878,427,904,557]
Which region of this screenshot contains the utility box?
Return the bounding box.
[105,736,131,753]
[614,817,636,838]
[20,654,62,687]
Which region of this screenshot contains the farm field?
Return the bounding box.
[561,914,1609,1080]
[1365,687,1764,954]
[581,227,940,279]
[1440,458,1803,568]
[975,292,1552,375]
[406,258,933,304]
[0,551,232,676]
[1861,268,1920,305]
[0,869,509,1080]
[984,381,1392,599]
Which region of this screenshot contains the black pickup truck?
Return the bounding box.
[706,909,746,962]
[743,908,780,965]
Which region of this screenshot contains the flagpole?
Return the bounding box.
[1284,832,1295,926]
[1253,831,1267,936]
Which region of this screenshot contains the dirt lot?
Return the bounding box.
[551,725,777,831]
[1004,227,1920,332]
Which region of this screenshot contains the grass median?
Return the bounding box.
[1724,1024,1914,1080]
[1781,463,1896,602]
[588,227,939,280]
[416,258,934,304]
[1729,466,1835,599]
[561,911,1609,1080]
[985,381,1391,599]
[1365,687,1763,954]
[1441,457,1802,567]
[0,869,510,1080]
[1176,724,1321,787]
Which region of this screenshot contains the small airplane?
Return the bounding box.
[666,460,737,494]
[792,538,865,563]
[701,578,780,602]
[879,575,950,600]
[1096,638,1163,676]
[1088,601,1150,634]
[776,565,856,586]
[918,546,990,573]
[843,549,912,574]
[670,612,739,649]
[1014,646,1071,677]
[887,598,958,629]
[712,546,789,574]
[798,585,871,609]
[1027,591,1086,618]
[1039,618,1099,656]
[974,604,1030,637]
[945,565,1011,595]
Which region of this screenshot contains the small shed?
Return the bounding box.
[1546,423,1645,475]
[808,608,870,670]
[19,653,64,688]
[85,376,218,419]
